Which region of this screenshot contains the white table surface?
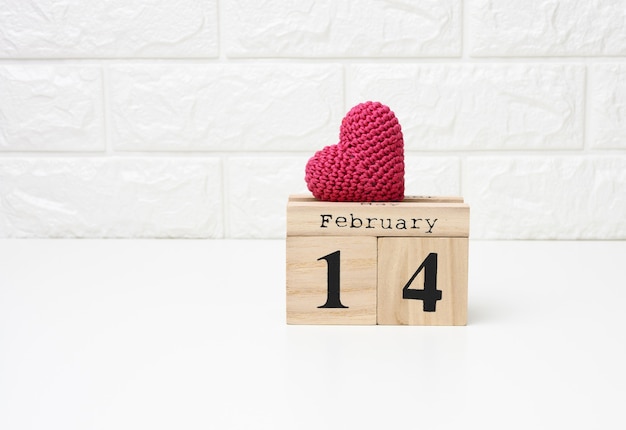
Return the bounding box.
[1,239,625,430]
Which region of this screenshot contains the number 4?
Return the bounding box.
[402,253,442,312]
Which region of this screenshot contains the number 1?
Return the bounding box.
[317,250,348,309]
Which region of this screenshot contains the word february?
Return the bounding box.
[320,213,438,233]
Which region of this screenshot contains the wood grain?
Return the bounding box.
[377,237,468,326]
[286,236,377,325]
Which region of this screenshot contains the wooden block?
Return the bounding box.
[286,236,377,325]
[287,196,469,238]
[286,194,469,326]
[377,237,468,326]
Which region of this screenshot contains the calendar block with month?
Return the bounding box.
[286,195,470,325]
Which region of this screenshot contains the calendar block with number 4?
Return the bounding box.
[286,195,470,326]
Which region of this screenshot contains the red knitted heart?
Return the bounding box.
[305,101,404,202]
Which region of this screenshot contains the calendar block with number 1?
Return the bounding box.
[286,195,469,325]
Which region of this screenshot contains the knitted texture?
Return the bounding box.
[305,101,404,202]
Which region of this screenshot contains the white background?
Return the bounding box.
[1,240,625,429]
[1,4,625,429]
[0,0,625,239]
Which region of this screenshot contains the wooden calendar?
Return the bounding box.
[286,195,469,325]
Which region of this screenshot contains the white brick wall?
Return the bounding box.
[0,0,624,239]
